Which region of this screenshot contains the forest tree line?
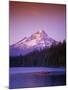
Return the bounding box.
[10,40,66,67]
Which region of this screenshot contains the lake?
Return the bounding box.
[9,67,66,89]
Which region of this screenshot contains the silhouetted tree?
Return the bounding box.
[10,40,66,67]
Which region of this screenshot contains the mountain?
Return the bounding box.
[10,30,57,56]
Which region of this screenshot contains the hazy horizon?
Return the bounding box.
[9,1,66,45]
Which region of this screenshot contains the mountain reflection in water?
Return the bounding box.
[9,67,66,89]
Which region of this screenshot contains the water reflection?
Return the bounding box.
[9,72,66,89]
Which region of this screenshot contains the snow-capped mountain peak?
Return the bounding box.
[31,30,48,39]
[10,30,57,56]
[14,30,49,48]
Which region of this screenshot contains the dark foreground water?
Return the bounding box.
[9,67,66,89]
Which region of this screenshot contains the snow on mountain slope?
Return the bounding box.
[10,30,57,56]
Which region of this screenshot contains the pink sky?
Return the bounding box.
[9,1,66,45]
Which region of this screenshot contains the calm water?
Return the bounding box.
[9,67,66,89]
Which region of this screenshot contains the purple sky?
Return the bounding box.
[9,1,66,45]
